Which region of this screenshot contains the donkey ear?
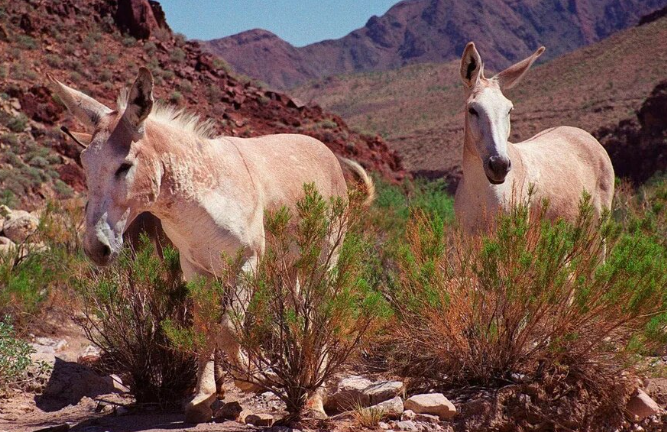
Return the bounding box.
[494,46,545,90]
[60,126,92,149]
[460,42,484,89]
[47,74,111,129]
[123,67,154,130]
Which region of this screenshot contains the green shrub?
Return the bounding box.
[45,54,63,69]
[170,48,186,64]
[15,35,37,50]
[169,91,182,105]
[0,318,32,394]
[167,185,387,422]
[6,114,28,133]
[121,36,136,47]
[389,194,667,429]
[76,236,197,405]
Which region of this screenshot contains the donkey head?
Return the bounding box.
[460,42,545,184]
[49,68,159,265]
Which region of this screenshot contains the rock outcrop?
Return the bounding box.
[596,80,667,184]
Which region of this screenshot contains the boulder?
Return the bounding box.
[3,210,39,243]
[365,380,404,405]
[626,389,660,421]
[394,420,418,431]
[324,376,372,412]
[0,237,15,255]
[404,393,456,420]
[115,0,160,40]
[370,396,404,419]
[401,409,416,421]
[215,401,243,420]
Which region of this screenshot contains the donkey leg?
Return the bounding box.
[219,255,267,393]
[180,258,217,423]
[184,350,217,423]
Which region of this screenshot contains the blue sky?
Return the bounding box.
[159,0,400,47]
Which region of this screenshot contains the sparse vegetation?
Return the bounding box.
[76,236,197,405]
[0,318,33,395]
[386,192,667,428]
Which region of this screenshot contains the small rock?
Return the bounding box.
[370,396,404,419]
[379,421,391,430]
[404,393,456,420]
[401,409,416,421]
[395,420,418,431]
[627,389,660,421]
[365,381,404,404]
[245,413,274,427]
[415,413,440,423]
[215,401,243,420]
[104,374,130,393]
[3,210,39,243]
[77,345,101,364]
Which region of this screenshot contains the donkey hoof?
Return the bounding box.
[184,394,216,424]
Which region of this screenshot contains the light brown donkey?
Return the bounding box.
[454,43,614,233]
[49,68,374,423]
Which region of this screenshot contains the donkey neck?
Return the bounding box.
[140,122,259,270]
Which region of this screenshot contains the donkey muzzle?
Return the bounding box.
[486,155,512,184]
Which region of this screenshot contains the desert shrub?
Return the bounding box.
[389,195,667,429]
[53,180,73,198]
[6,114,28,133]
[76,236,197,405]
[178,79,193,94]
[371,178,454,237]
[169,91,182,105]
[0,318,32,394]
[170,48,186,64]
[15,35,37,50]
[0,203,86,325]
[45,54,63,69]
[121,36,136,47]
[166,185,387,421]
[144,40,157,52]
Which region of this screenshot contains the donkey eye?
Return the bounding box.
[115,163,132,177]
[468,107,478,116]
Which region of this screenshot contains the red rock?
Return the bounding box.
[115,0,161,40]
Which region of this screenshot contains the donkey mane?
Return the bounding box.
[116,88,217,139]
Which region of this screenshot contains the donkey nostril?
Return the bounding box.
[101,244,111,258]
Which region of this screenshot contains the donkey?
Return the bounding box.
[454,42,614,233]
[49,68,374,423]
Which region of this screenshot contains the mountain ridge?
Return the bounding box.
[203,0,667,89]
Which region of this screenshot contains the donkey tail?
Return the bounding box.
[337,156,376,207]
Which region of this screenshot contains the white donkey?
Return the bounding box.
[49,68,374,423]
[454,43,614,233]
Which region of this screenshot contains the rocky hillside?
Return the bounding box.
[0,0,405,211]
[293,13,667,185]
[203,0,667,89]
[595,79,667,185]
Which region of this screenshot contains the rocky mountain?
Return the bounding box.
[203,0,667,89]
[0,0,405,210]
